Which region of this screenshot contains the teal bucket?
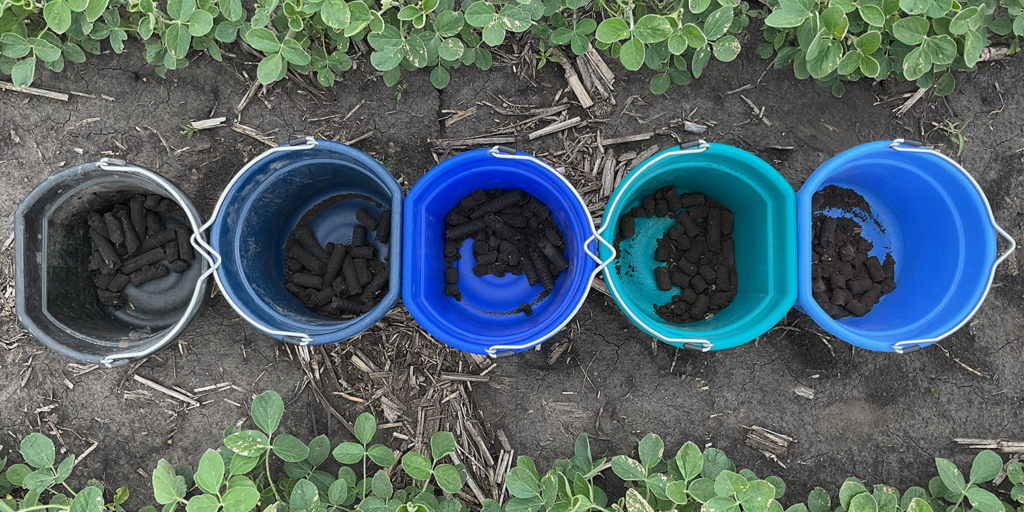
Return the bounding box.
[596,141,797,351]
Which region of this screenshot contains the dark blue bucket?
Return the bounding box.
[206,138,403,345]
[402,147,603,356]
[797,140,1016,353]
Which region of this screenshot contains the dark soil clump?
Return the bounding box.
[87,194,194,307]
[617,186,738,323]
[811,186,896,319]
[443,189,566,314]
[282,197,391,318]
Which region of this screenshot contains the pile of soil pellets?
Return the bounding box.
[88,194,194,308]
[443,188,567,316]
[617,186,738,323]
[283,201,392,318]
[811,185,896,319]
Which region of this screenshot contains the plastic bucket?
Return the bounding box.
[206,138,402,345]
[403,147,603,356]
[15,160,213,366]
[797,139,1016,353]
[596,141,797,351]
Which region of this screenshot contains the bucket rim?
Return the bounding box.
[206,138,403,346]
[402,147,605,357]
[595,141,798,351]
[796,139,1016,353]
[14,161,212,367]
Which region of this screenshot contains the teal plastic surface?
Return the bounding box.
[597,142,797,351]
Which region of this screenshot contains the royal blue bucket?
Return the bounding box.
[402,147,601,357]
[206,138,403,345]
[797,140,1016,353]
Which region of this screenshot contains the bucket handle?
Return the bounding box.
[886,139,1017,354]
[192,137,326,346]
[481,146,611,357]
[591,140,715,352]
[93,159,217,366]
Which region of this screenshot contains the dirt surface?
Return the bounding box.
[1,30,1023,510]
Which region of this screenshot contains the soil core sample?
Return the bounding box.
[282,199,391,319]
[616,186,738,324]
[443,188,567,316]
[811,185,897,319]
[87,194,194,307]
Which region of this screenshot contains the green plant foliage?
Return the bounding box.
[2,395,1023,512]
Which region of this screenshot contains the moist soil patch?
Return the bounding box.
[283,195,391,318]
[443,188,566,316]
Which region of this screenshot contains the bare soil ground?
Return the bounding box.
[1,32,1022,510]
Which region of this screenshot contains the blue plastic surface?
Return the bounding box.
[599,143,797,350]
[402,149,596,355]
[797,141,997,352]
[210,140,403,345]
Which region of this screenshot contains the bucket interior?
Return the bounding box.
[600,145,797,350]
[16,166,208,363]
[403,150,596,353]
[798,143,997,348]
[212,141,403,343]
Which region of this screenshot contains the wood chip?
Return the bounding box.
[231,123,276,147]
[793,385,815,399]
[440,372,490,382]
[133,375,200,406]
[0,80,69,101]
[894,87,929,117]
[187,117,227,130]
[600,148,617,198]
[444,106,478,127]
[745,425,793,459]
[431,136,516,149]
[550,48,592,109]
[602,132,655,146]
[953,438,1024,453]
[528,117,582,140]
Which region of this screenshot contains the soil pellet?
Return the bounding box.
[538,240,568,273]
[665,186,682,211]
[688,205,709,219]
[676,211,700,238]
[356,208,379,231]
[331,277,348,295]
[680,288,697,304]
[655,245,669,262]
[690,294,710,318]
[350,246,377,260]
[473,265,488,277]
[352,225,368,246]
[342,256,362,295]
[680,192,705,207]
[170,260,189,273]
[830,272,847,289]
[122,247,166,275]
[90,228,121,270]
[716,265,731,291]
[530,249,555,291]
[619,216,636,238]
[477,251,498,265]
[95,272,115,290]
[848,277,872,294]
[698,265,716,284]
[521,255,540,286]
[89,251,102,271]
[446,219,485,241]
[819,217,837,248]
[444,284,462,300]
[106,272,130,292]
[289,245,324,275]
[295,226,329,261]
[130,195,146,237]
[88,212,109,238]
[881,278,897,294]
[459,190,488,210]
[655,266,671,290]
[322,245,347,286]
[831,288,853,306]
[309,288,335,307]
[865,256,885,282]
[655,200,669,217]
[845,299,870,317]
[360,271,388,302]
[448,210,470,226]
[141,228,177,252]
[151,198,179,213]
[176,228,194,261]
[291,273,322,289]
[97,289,126,307]
[144,194,162,209]
[104,212,125,244]
[331,297,363,315]
[130,264,168,287]
[354,258,372,287]
[286,259,304,272]
[690,275,708,294]
[471,189,525,219]
[445,268,459,284]
[375,210,392,244]
[163,241,179,263]
[707,208,721,252]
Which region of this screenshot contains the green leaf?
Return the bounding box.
[291,479,320,512]
[220,0,243,21]
[681,23,707,48]
[661,480,688,504]
[692,0,712,12]
[153,460,180,505]
[893,16,929,44]
[367,445,396,467]
[617,36,644,71]
[1014,16,1024,37]
[225,431,270,457]
[840,479,869,510]
[44,0,72,34]
[649,72,670,94]
[970,451,1003,483]
[715,471,749,497]
[403,453,433,480]
[435,11,464,36]
[352,413,375,445]
[186,495,219,512]
[674,443,703,481]
[167,0,195,21]
[739,481,777,512]
[69,487,103,512]
[765,8,810,27]
[52,456,75,485]
[273,434,310,462]
[333,442,365,464]
[68,0,87,10]
[821,5,849,39]
[808,488,831,512]
[703,496,741,512]
[302,435,330,468]
[251,392,284,434]
[30,38,61,62]
[713,36,741,61]
[21,433,56,469]
[372,469,393,499]
[161,23,188,59]
[687,478,717,503]
[850,493,878,512]
[188,9,213,35]
[899,0,930,14]
[434,464,463,494]
[906,498,933,512]
[703,6,734,40]
[22,469,54,493]
[936,459,967,495]
[668,34,689,54]
[838,50,861,73]
[702,449,734,480]
[859,53,880,76]
[637,434,665,468]
[431,431,457,461]
[949,6,979,33]
[84,0,108,22]
[965,488,1002,512]
[596,17,630,43]
[633,15,672,43]
[465,1,495,26]
[1007,463,1023,485]
[806,38,842,77]
[328,479,348,505]
[321,0,351,28]
[1,34,32,58]
[612,455,647,481]
[507,467,540,498]
[963,29,983,67]
[228,454,259,475]
[255,52,282,82]
[855,30,881,53]
[923,35,956,64]
[195,450,225,495]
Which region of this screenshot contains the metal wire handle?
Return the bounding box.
[94,159,216,366]
[482,146,608,357]
[193,137,322,345]
[592,140,715,352]
[886,139,1017,354]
